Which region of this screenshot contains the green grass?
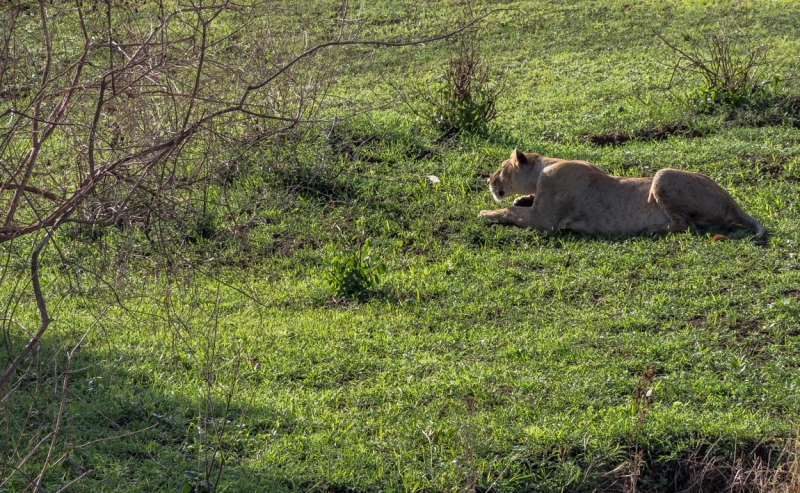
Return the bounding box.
[3,0,800,491]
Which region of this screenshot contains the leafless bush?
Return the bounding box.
[406,36,505,137]
[0,0,488,489]
[657,26,793,111]
[0,0,484,374]
[677,439,800,492]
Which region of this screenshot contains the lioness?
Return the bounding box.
[479,149,765,238]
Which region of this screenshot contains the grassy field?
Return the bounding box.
[3,0,800,491]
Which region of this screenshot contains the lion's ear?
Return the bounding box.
[512,148,527,166]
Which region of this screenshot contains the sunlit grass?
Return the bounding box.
[3,0,800,491]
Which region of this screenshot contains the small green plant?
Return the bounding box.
[327,239,386,300]
[418,39,504,137]
[177,471,215,493]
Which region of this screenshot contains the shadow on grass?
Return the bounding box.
[3,322,799,492]
[1,331,315,492]
[480,221,767,245]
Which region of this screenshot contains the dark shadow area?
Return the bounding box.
[584,123,711,147]
[1,331,311,492]
[272,162,362,204]
[480,217,766,245]
[2,293,797,492]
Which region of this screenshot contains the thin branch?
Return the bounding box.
[3,0,54,228]
[243,10,503,95]
[54,469,93,493]
[0,125,193,243]
[0,218,61,388]
[87,77,108,180]
[182,12,209,129]
[0,184,61,202]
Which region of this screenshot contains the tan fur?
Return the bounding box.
[479,149,766,238]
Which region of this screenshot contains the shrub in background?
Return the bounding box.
[658,27,796,114]
[417,38,505,137]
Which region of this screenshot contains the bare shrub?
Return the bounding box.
[657,26,795,112]
[409,36,505,137]
[0,0,488,489]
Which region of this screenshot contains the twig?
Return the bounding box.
[243,9,506,94]
[73,423,159,450]
[0,183,62,202]
[54,469,93,493]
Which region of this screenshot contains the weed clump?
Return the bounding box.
[327,239,386,300]
[418,39,504,137]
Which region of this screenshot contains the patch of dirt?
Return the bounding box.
[274,163,359,203]
[687,316,705,327]
[782,289,800,299]
[495,385,514,396]
[741,154,799,182]
[404,147,434,161]
[730,319,763,338]
[328,128,435,164]
[726,318,781,361]
[432,221,461,240]
[585,123,709,146]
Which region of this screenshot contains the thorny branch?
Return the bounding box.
[0,1,501,489]
[0,5,498,486]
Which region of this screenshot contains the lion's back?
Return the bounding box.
[539,163,667,233]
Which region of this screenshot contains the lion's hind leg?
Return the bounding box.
[648,169,703,233]
[649,168,766,237]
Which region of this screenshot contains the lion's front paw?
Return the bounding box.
[479,209,503,221]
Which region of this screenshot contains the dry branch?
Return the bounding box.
[0,5,501,480]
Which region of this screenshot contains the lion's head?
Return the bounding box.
[488,149,540,202]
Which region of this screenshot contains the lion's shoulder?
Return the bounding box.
[540,159,609,182]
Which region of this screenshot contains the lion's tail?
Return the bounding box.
[737,210,766,239]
